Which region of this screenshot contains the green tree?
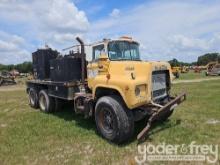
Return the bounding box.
[0,62,32,73]
[197,53,220,65]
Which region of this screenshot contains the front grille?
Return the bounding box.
[152,70,169,100]
[153,88,166,98]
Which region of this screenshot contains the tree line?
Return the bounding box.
[169,53,220,67]
[0,62,32,73]
[0,52,220,72]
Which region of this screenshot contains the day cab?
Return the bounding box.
[86,36,186,142]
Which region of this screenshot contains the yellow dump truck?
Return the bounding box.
[180,66,189,73]
[27,36,186,143]
[171,67,181,78]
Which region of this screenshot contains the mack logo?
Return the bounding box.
[154,65,167,70]
[125,66,134,71]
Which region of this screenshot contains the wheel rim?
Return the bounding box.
[39,94,46,111]
[99,107,115,134]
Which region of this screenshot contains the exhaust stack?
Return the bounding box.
[76,37,86,87]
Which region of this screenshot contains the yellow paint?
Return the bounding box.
[87,59,171,109]
[171,67,181,74]
[86,36,173,109]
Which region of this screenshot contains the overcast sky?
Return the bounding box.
[1,0,220,64]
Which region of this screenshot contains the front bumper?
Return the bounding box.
[137,92,186,141]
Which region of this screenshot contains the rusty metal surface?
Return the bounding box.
[26,79,79,87]
[137,92,186,141]
[74,92,93,118]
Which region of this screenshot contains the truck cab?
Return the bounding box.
[85,37,186,142]
[87,36,173,109]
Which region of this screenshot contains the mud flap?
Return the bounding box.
[137,92,186,141]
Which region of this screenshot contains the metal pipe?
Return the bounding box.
[62,44,91,51]
[76,37,86,86]
[150,101,163,108]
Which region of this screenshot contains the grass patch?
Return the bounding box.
[177,70,207,80]
[0,80,220,164]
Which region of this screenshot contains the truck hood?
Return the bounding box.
[108,60,172,82]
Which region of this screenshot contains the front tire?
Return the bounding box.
[39,90,55,113]
[95,95,134,144]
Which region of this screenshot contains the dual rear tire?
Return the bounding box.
[38,90,55,113]
[28,89,135,143]
[28,88,56,113]
[29,88,39,108]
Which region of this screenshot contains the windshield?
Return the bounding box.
[108,41,140,60]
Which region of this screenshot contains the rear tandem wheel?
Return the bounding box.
[38,90,55,113]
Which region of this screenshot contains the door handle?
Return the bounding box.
[98,65,103,69]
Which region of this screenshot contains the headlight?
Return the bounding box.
[135,87,141,96]
[135,84,147,97]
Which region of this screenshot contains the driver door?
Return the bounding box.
[87,44,105,88]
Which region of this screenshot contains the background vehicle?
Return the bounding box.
[194,66,201,73]
[171,67,181,78]
[0,71,16,86]
[205,62,220,76]
[26,36,186,143]
[180,66,189,73]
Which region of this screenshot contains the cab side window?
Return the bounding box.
[93,44,104,60]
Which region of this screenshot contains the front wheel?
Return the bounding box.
[95,95,134,144]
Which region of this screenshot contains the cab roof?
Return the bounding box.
[91,36,139,47]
